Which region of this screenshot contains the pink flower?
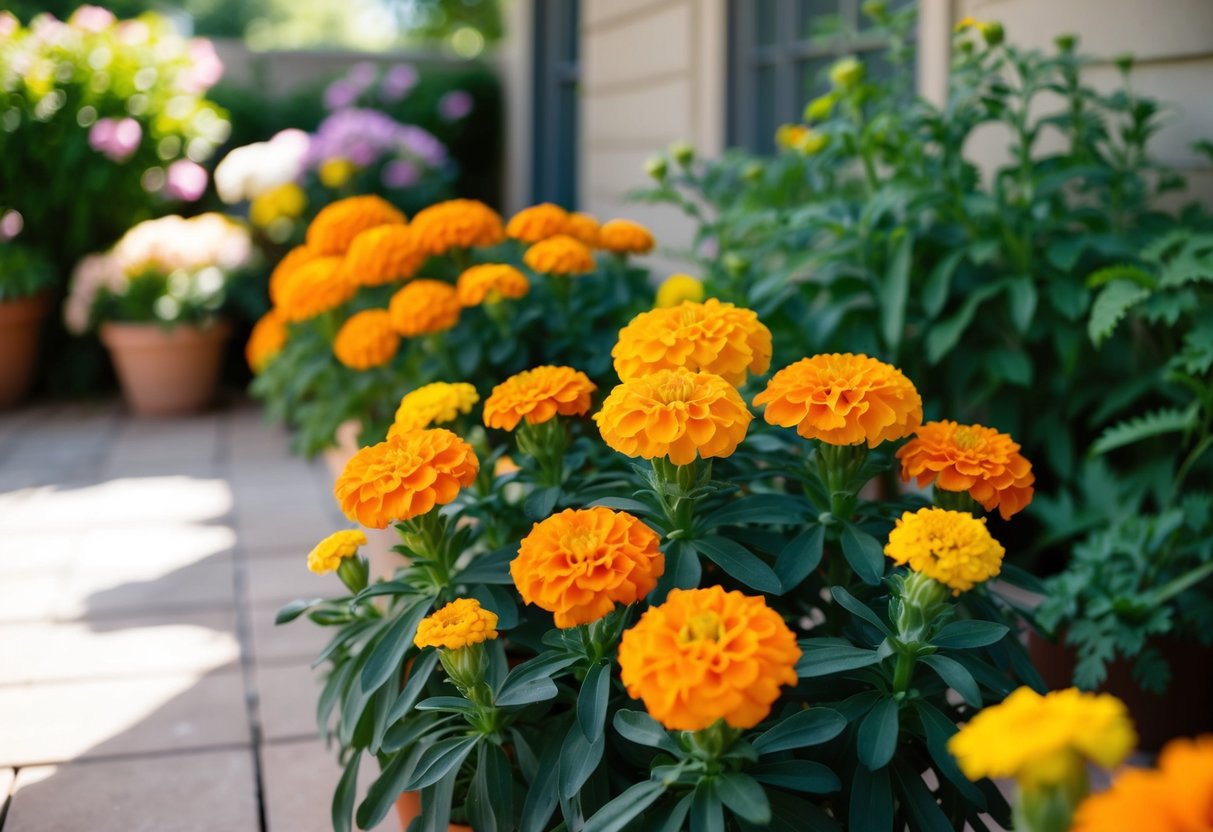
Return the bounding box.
[438,90,473,121]
[0,12,19,40]
[179,39,223,94]
[382,159,420,189]
[68,5,115,33]
[380,64,418,101]
[88,117,142,162]
[165,160,208,202]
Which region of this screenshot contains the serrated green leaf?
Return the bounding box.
[1090,404,1198,455]
[1088,279,1151,345]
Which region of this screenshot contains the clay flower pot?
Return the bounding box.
[1029,631,1213,750]
[395,791,473,832]
[0,292,50,408]
[100,320,230,416]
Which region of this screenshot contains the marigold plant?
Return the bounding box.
[388,382,480,436]
[754,352,923,447]
[274,255,355,322]
[511,507,664,627]
[340,224,427,287]
[409,198,506,255]
[306,529,367,575]
[455,263,530,306]
[617,586,800,730]
[332,309,400,370]
[388,279,462,337]
[595,368,752,465]
[505,202,569,243]
[898,420,1035,519]
[482,365,596,431]
[612,298,772,386]
[306,194,405,255]
[333,428,479,528]
[523,234,595,276]
[597,218,655,255]
[414,598,499,650]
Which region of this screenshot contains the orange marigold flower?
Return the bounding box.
[896,420,1035,520]
[410,199,506,255]
[595,368,751,465]
[564,212,600,246]
[618,586,801,730]
[388,381,480,438]
[246,308,288,373]
[307,529,367,575]
[275,256,355,322]
[523,234,595,276]
[456,264,531,307]
[511,507,664,628]
[306,195,405,255]
[388,279,462,337]
[334,428,479,528]
[1072,735,1213,832]
[340,225,427,288]
[268,244,319,306]
[332,309,400,370]
[597,219,655,255]
[753,353,923,447]
[612,299,772,387]
[505,202,569,243]
[414,598,499,650]
[483,366,596,431]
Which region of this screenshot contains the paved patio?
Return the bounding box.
[0,400,400,832]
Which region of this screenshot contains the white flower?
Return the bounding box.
[213,128,309,203]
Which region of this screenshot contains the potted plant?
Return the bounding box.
[65,213,254,416]
[0,212,56,407]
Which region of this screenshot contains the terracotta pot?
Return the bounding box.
[1029,632,1213,750]
[0,293,50,408]
[100,320,230,416]
[324,419,402,584]
[395,790,473,832]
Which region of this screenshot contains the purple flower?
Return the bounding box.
[438,90,473,122]
[348,62,377,88]
[165,159,208,202]
[89,117,142,162]
[305,109,448,172]
[380,63,418,102]
[382,159,420,189]
[324,80,360,111]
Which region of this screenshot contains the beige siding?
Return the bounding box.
[957,0,1213,205]
[579,0,726,276]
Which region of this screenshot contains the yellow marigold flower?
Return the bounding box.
[250,183,307,228]
[595,368,752,465]
[483,365,596,431]
[340,225,427,288]
[523,234,595,276]
[275,256,355,322]
[612,299,772,387]
[617,586,801,730]
[414,598,499,650]
[318,157,358,189]
[954,15,978,31]
[949,687,1136,790]
[884,507,1004,594]
[511,507,664,628]
[456,264,531,307]
[334,428,479,528]
[306,194,405,256]
[597,219,655,255]
[246,308,288,373]
[332,309,400,370]
[1072,735,1213,832]
[564,212,600,246]
[776,123,809,150]
[409,199,506,256]
[388,279,462,337]
[655,274,705,308]
[829,56,865,89]
[268,244,319,306]
[388,382,480,437]
[897,421,1036,520]
[506,202,569,243]
[306,529,367,575]
[753,353,923,447]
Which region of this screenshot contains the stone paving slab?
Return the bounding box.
[250,602,333,665]
[0,477,234,532]
[0,670,251,766]
[261,740,402,832]
[6,748,260,832]
[246,553,343,607]
[255,663,323,742]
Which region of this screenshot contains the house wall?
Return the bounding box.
[578,0,727,275]
[956,0,1213,205]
